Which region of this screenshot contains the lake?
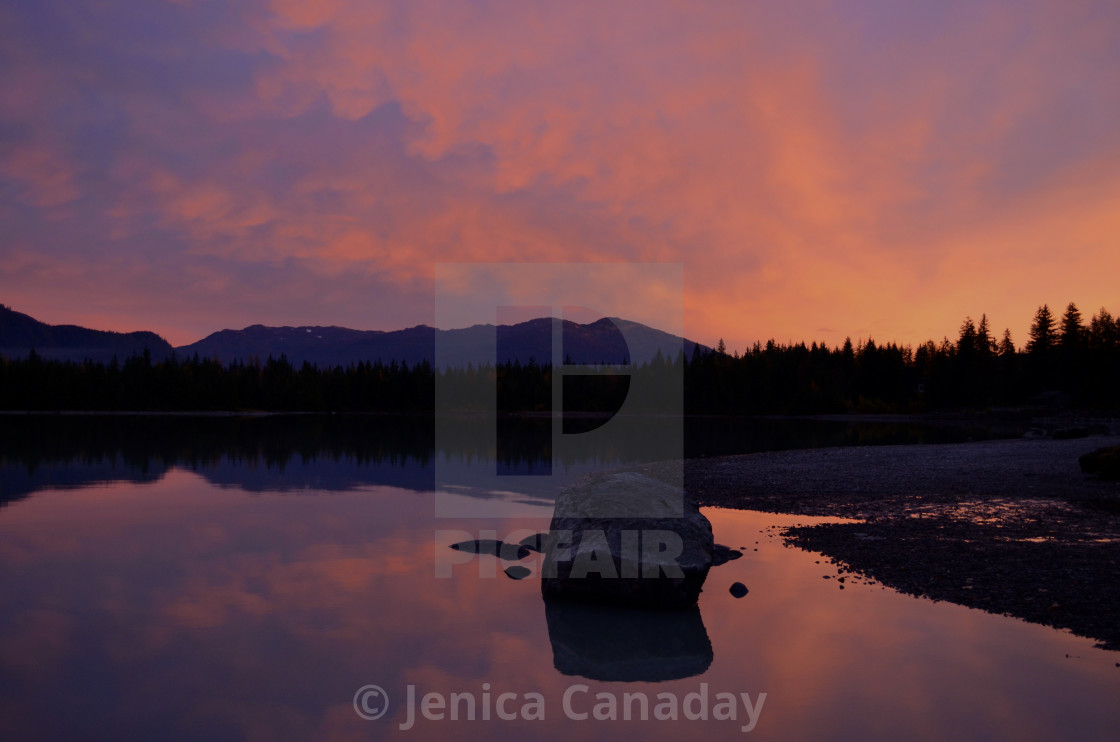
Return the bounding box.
[1,414,1117,741]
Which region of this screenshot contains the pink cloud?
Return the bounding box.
[1,0,1118,347]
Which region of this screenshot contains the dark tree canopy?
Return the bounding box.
[2,301,1118,413]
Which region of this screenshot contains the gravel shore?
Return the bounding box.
[656,435,1120,650]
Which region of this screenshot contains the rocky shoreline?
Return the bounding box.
[643,434,1120,650]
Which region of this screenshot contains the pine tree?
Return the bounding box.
[977,314,995,355]
[1089,308,1118,349]
[957,316,977,355]
[1026,305,1055,354]
[997,328,1015,356]
[1059,302,1084,348]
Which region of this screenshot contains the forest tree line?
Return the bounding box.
[1,302,1118,413]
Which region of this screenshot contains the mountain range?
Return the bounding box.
[0,304,706,368]
[0,304,173,363]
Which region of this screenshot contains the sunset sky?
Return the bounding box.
[2,0,1119,351]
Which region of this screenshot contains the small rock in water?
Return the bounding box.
[711,544,744,567]
[729,582,749,598]
[450,539,531,560]
[505,565,532,580]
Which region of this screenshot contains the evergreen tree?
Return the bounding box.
[957,316,977,355]
[1059,302,1084,348]
[1089,308,1118,349]
[997,328,1015,356]
[1026,304,1055,354]
[977,314,995,355]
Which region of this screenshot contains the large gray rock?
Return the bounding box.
[541,471,713,608]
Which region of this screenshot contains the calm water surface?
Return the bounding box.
[1,415,1117,741]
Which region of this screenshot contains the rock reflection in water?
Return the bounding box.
[544,598,713,682]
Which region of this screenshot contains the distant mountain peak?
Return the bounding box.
[179,315,705,368]
[0,304,173,363]
[1,305,706,369]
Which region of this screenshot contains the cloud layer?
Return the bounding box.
[2,0,1118,347]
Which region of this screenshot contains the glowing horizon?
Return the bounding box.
[2,1,1118,351]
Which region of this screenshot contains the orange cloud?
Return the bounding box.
[1,0,1118,347]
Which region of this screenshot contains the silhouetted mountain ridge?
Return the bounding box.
[1,304,706,368]
[0,304,172,363]
[180,316,705,367]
